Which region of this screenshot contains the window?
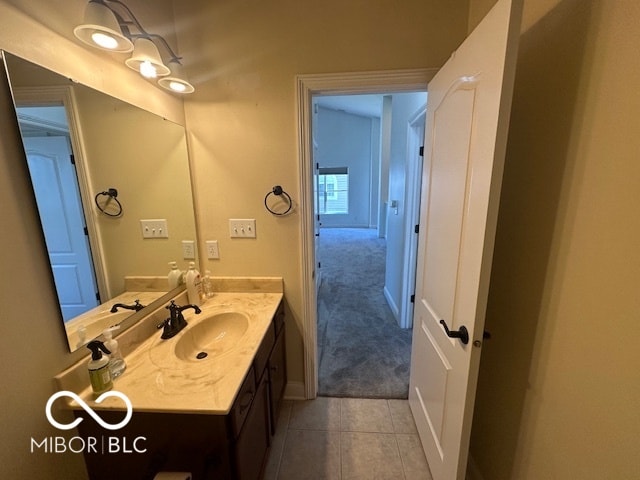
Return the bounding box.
[318,167,348,214]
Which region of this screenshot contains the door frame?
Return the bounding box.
[296,69,437,398]
[399,106,427,329]
[14,85,109,301]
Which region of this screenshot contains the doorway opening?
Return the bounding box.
[296,68,436,399]
[313,93,426,398]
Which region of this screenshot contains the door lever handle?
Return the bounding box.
[439,319,469,345]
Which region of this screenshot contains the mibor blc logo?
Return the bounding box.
[31,390,146,454]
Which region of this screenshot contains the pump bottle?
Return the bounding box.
[86,340,113,396]
[167,261,183,289]
[185,262,203,306]
[103,326,126,378]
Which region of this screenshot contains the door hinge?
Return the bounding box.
[70,154,75,165]
[316,162,319,170]
[95,292,101,302]
[318,261,321,269]
[419,146,424,157]
[83,227,89,236]
[410,294,415,304]
[414,224,419,234]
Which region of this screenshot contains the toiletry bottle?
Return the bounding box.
[185,262,203,306]
[167,261,183,289]
[103,326,126,378]
[203,270,214,299]
[86,340,113,396]
[75,325,88,349]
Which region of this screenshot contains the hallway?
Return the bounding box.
[317,228,412,398]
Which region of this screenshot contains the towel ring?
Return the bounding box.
[95,188,123,217]
[264,185,293,216]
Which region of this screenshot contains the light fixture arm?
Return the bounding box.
[95,0,183,64]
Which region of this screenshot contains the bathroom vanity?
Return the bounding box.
[55,279,287,480]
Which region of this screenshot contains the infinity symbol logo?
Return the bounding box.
[46,391,133,431]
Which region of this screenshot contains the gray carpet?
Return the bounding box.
[317,228,412,399]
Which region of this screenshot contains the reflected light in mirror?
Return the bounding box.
[140,60,157,78]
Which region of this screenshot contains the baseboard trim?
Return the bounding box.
[383,285,400,323]
[466,454,485,480]
[284,381,306,400]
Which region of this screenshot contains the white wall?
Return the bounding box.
[383,92,428,322]
[369,117,381,228]
[315,106,375,228]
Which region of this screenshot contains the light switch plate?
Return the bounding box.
[140,219,169,238]
[229,219,256,238]
[182,240,195,259]
[206,240,220,259]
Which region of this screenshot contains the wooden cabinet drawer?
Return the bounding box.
[268,327,287,435]
[273,301,285,335]
[229,365,256,438]
[234,375,269,480]
[253,322,275,384]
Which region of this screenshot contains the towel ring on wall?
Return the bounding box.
[264,185,293,216]
[95,188,123,217]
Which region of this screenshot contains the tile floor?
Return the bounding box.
[264,397,433,480]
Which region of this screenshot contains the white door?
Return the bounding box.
[24,136,99,320]
[400,109,426,329]
[312,103,322,292]
[408,0,522,478]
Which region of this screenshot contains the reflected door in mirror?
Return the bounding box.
[24,135,99,320]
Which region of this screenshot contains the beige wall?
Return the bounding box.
[75,87,195,296]
[174,0,470,389]
[0,60,88,480]
[0,1,470,477]
[469,0,640,478]
[0,1,184,478]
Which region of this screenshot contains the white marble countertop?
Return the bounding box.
[55,277,283,415]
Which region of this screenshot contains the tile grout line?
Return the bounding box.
[389,399,409,479]
[339,398,343,479]
[274,403,293,479]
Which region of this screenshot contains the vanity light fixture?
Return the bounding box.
[125,38,170,78]
[73,0,195,93]
[158,60,196,94]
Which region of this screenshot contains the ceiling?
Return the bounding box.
[314,94,384,118]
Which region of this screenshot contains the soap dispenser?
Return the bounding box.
[167,261,183,289]
[103,326,126,378]
[86,340,113,396]
[185,262,203,306]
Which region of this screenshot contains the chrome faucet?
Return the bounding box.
[110,299,145,313]
[160,300,201,339]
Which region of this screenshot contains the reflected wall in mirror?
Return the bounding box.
[2,51,197,352]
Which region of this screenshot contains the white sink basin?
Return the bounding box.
[174,312,249,362]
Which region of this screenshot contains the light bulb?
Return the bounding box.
[169,81,187,92]
[139,60,157,78]
[91,32,119,50]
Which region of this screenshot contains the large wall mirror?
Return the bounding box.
[2,51,197,353]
